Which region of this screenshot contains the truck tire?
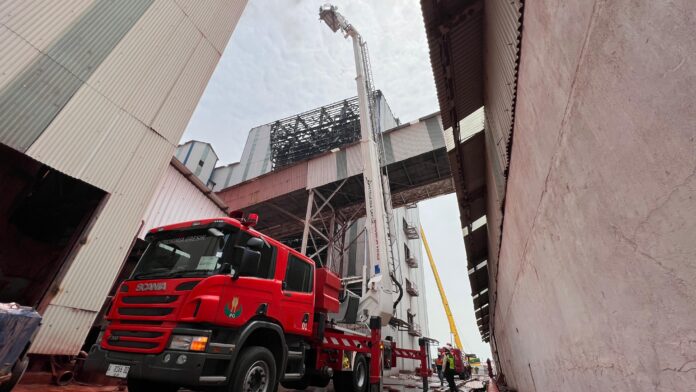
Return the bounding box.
[126,377,178,392]
[333,354,368,392]
[0,356,28,392]
[230,346,277,392]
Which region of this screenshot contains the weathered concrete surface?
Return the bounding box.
[491,0,696,391]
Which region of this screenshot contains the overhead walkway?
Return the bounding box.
[215,113,458,245]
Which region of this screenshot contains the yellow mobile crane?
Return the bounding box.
[420,226,464,350]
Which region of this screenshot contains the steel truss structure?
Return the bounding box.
[269,97,362,169]
[267,179,365,278]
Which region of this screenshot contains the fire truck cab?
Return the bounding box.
[87,216,327,390]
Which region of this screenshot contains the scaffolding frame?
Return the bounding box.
[269,98,362,169]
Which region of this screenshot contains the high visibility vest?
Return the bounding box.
[435,357,443,366]
[447,355,455,369]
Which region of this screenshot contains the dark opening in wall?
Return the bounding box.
[0,144,106,308]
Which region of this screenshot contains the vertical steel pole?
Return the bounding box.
[326,213,336,270]
[419,338,429,392]
[301,190,315,255]
[369,316,383,390]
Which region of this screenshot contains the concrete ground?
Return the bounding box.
[15,375,483,392]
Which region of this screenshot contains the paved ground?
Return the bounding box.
[15,375,483,391]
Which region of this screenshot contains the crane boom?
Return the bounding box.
[420,225,464,350]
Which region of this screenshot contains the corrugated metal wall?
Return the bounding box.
[0,0,155,151]
[9,0,250,355]
[480,2,524,338]
[210,163,241,191]
[221,163,309,212]
[139,163,226,238]
[387,115,444,163]
[483,0,524,198]
[305,116,445,191]
[306,151,339,189]
[235,124,273,184]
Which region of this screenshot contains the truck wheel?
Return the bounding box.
[333,354,368,392]
[0,356,28,392]
[126,377,178,392]
[230,346,277,392]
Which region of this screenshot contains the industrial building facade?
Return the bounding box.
[209,91,400,192]
[0,0,248,355]
[422,0,696,391]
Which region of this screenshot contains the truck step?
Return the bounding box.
[282,373,303,381]
[287,350,304,359]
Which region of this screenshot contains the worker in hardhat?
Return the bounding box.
[435,353,444,387]
[443,348,458,392]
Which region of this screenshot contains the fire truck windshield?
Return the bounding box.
[132,228,236,280]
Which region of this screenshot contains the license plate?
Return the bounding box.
[106,364,130,378]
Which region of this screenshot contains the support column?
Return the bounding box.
[301,190,314,255]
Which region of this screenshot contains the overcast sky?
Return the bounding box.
[181,0,492,360]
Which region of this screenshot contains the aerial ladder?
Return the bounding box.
[319,5,399,326]
[420,225,464,350]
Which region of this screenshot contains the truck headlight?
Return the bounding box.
[168,335,208,352]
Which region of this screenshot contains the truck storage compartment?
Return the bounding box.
[314,269,340,313]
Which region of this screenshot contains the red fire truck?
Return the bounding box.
[438,346,473,380]
[86,215,431,392]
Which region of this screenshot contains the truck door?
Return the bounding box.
[279,253,314,336]
[217,232,277,327]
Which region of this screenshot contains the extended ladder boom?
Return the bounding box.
[319,4,395,326]
[420,226,464,351]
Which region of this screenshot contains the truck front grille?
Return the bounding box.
[121,295,178,304]
[103,323,170,354]
[110,330,164,339]
[118,307,173,316]
[107,339,159,350]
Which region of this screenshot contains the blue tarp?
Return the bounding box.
[0,303,41,376]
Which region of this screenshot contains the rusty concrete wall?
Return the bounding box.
[491,0,696,391]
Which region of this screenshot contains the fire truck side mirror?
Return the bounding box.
[237,246,261,278]
[246,237,264,251]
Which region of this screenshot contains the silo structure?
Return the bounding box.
[175,140,219,186]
